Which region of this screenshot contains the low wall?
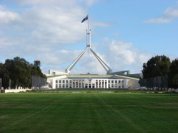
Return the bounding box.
[4,89,32,93]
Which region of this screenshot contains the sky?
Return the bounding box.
[0,0,178,74]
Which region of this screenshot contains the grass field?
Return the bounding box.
[0,91,178,133]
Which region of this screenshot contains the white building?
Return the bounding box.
[46,71,140,89]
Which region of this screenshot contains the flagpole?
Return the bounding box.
[65,15,112,74]
[88,15,90,32]
[87,15,91,48]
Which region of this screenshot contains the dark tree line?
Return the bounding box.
[0,57,46,89]
[140,55,178,89]
[168,59,178,88]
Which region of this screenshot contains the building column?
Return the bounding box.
[52,79,56,89]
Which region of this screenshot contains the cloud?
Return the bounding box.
[0,2,87,47]
[84,0,99,6]
[109,41,136,64]
[0,37,14,49]
[0,0,87,44]
[0,6,19,24]
[63,40,151,74]
[145,7,178,24]
[14,0,75,6]
[28,7,85,44]
[106,40,150,72]
[0,0,150,74]
[0,1,87,67]
[14,0,98,7]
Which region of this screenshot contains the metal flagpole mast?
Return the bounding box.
[87,15,90,32]
[89,16,91,48]
[65,15,112,74]
[86,15,91,48]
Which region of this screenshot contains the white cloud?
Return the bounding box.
[0,0,150,74]
[63,40,151,74]
[109,41,136,64]
[0,1,87,68]
[0,6,19,24]
[106,40,150,72]
[145,7,178,24]
[14,0,76,6]
[28,7,85,43]
[145,17,172,24]
[14,0,98,7]
[0,37,13,48]
[0,0,87,44]
[66,40,151,74]
[84,0,99,6]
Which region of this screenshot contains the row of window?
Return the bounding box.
[55,84,125,89]
[56,79,124,84]
[55,79,126,89]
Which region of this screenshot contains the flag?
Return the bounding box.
[81,15,88,23]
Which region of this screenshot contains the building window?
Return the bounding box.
[56,84,58,88]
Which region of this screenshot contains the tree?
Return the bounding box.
[140,55,171,88]
[168,59,178,88]
[2,57,46,89]
[0,63,9,88]
[4,57,31,88]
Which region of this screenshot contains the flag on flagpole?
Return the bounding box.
[81,15,88,23]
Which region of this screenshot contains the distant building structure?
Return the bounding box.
[46,71,140,89]
[46,16,140,89]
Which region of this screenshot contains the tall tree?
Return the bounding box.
[2,57,46,89]
[0,63,9,88]
[168,59,178,88]
[140,55,171,88]
[4,57,31,88]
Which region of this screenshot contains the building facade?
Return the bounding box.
[46,71,140,89]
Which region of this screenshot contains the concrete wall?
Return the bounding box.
[4,89,32,93]
[127,79,140,89]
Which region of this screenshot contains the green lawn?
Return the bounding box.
[0,91,178,133]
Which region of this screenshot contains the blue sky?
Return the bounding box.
[0,0,178,74]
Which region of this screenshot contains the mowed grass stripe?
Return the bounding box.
[0,92,178,133]
[96,94,145,133]
[97,93,178,133]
